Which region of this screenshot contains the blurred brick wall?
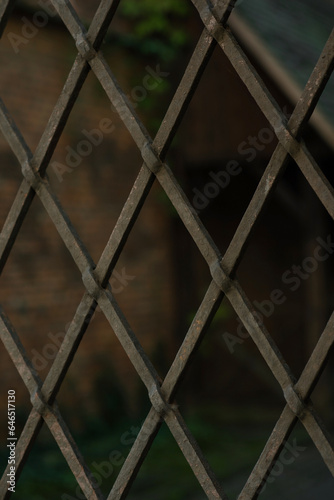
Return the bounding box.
[0,12,176,430]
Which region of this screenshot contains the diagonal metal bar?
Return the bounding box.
[103,73,334,500]
[193,0,237,25]
[0,310,41,395]
[213,23,334,475]
[197,17,334,472]
[0,98,32,164]
[0,99,95,274]
[0,0,121,276]
[87,274,227,499]
[2,275,224,499]
[108,280,224,499]
[112,274,332,499]
[165,407,229,500]
[0,291,99,497]
[0,310,104,500]
[224,279,334,473]
[196,0,334,149]
[0,0,16,38]
[238,310,334,500]
[0,56,89,274]
[222,28,334,274]
[0,410,43,500]
[208,21,334,481]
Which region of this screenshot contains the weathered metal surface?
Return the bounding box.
[0,0,333,499]
[0,0,15,38]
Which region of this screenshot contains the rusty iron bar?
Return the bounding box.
[108,280,224,499]
[238,310,334,500]
[0,0,16,38]
[0,310,105,500]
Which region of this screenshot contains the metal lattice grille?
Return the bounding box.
[0,0,334,498]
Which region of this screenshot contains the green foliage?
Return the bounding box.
[119,0,190,61]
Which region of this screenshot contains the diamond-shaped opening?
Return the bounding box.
[126,420,207,500]
[171,41,282,243]
[258,420,334,500]
[0,193,85,378]
[235,157,334,375]
[0,1,77,152]
[56,302,150,435]
[186,159,261,254]
[102,0,199,136]
[14,423,80,499]
[54,308,166,498]
[48,69,143,264]
[106,181,213,378]
[65,411,149,498]
[173,299,287,493]
[175,40,281,163]
[178,297,286,412]
[184,403,280,499]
